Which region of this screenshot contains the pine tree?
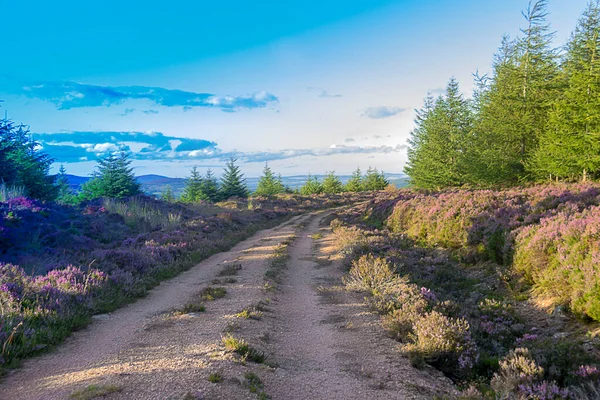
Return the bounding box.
[200,169,220,202]
[220,157,248,199]
[363,167,389,191]
[531,1,600,181]
[255,162,284,196]
[321,171,343,194]
[181,166,203,202]
[80,152,141,200]
[299,174,323,195]
[404,78,473,188]
[344,167,363,192]
[468,1,557,184]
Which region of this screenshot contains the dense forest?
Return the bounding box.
[405,0,600,189]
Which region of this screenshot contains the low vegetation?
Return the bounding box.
[0,187,354,372]
[69,384,122,400]
[331,184,600,398]
[221,334,265,363]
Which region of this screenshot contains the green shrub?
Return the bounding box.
[404,311,477,373]
[343,254,398,292]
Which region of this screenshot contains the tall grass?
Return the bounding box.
[102,198,182,230]
[0,183,26,202]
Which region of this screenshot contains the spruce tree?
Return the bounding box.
[0,119,57,200]
[219,157,248,199]
[200,169,220,202]
[532,1,600,181]
[56,164,76,204]
[344,167,363,192]
[255,162,284,196]
[181,166,203,202]
[160,185,176,202]
[468,1,557,184]
[80,152,141,200]
[299,174,323,195]
[404,78,472,188]
[321,171,343,194]
[363,167,389,191]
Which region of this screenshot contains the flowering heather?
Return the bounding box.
[385,183,600,264]
[375,183,600,321]
[332,188,600,396]
[0,193,362,370]
[514,204,600,320]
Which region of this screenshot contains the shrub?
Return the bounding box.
[343,255,398,292]
[404,311,477,373]
[513,205,600,320]
[490,348,556,399]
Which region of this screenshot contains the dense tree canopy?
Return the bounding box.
[405,0,600,188]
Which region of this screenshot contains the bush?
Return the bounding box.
[404,311,477,373]
[513,205,600,320]
[343,254,398,292]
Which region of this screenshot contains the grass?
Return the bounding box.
[200,287,227,301]
[235,306,263,320]
[310,232,324,240]
[69,384,122,400]
[218,263,242,276]
[208,372,223,383]
[244,372,270,398]
[221,334,265,363]
[103,197,181,230]
[264,239,294,285]
[178,302,206,314]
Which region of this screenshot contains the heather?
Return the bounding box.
[0,192,350,371]
[330,186,600,398]
[382,183,600,322]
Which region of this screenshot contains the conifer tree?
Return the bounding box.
[200,169,220,202]
[299,174,323,195]
[344,167,363,192]
[0,119,57,200]
[321,171,343,194]
[160,185,176,202]
[468,1,557,184]
[363,167,389,191]
[531,1,600,181]
[255,162,284,196]
[79,152,141,200]
[219,157,248,199]
[55,164,77,204]
[181,166,204,202]
[404,78,472,188]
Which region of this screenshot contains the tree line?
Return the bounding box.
[0,118,389,204]
[172,163,389,202]
[405,0,600,189]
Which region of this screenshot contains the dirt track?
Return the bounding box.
[0,211,455,399]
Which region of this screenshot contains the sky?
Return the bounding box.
[0,0,590,178]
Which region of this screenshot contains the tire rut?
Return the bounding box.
[262,213,456,399]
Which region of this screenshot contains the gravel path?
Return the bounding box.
[262,213,456,399]
[0,211,456,399]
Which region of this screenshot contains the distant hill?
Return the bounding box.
[66,173,409,197]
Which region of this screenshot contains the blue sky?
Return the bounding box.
[0,0,589,177]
